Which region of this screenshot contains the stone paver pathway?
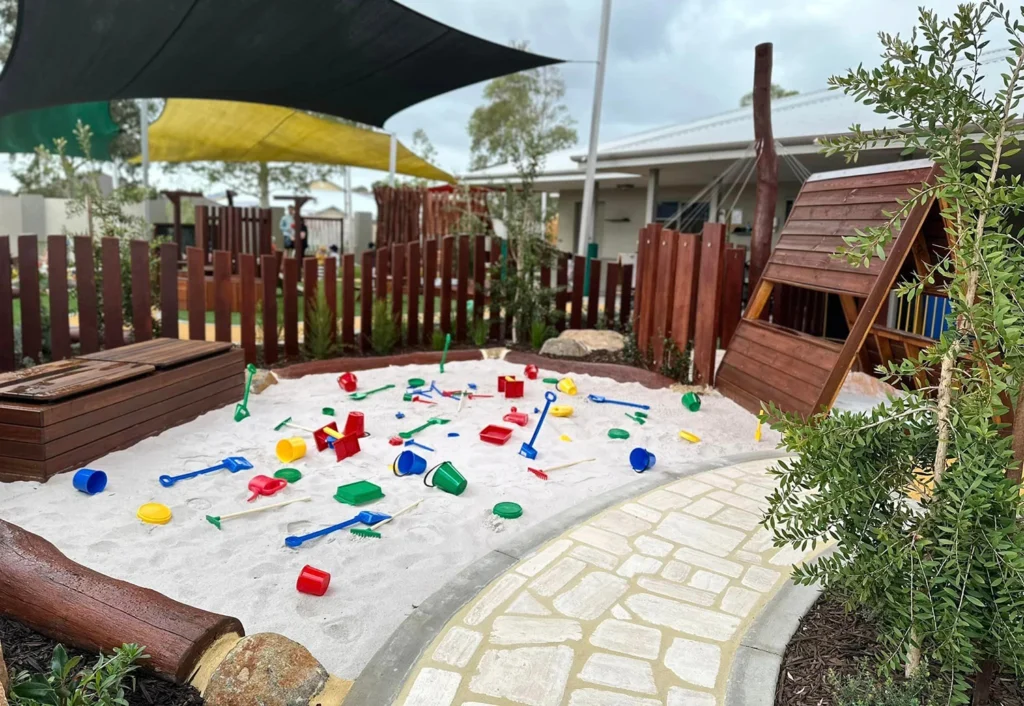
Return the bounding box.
[394,457,813,706]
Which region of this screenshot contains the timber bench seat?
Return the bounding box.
[0,339,242,482]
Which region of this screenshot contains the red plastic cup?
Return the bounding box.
[343,411,366,437]
[338,372,358,392]
[525,364,539,380]
[335,433,362,461]
[296,565,331,596]
[313,422,341,452]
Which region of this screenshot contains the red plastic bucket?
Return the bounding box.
[343,411,366,438]
[338,372,358,392]
[296,565,331,596]
[524,364,539,380]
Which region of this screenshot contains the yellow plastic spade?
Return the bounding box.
[679,430,701,443]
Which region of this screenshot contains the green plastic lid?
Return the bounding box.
[493,502,523,519]
[334,480,384,506]
[407,377,426,388]
[322,407,335,416]
[608,428,630,439]
[542,377,560,384]
[274,468,302,483]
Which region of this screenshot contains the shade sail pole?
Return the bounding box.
[344,166,353,251]
[139,100,150,189]
[576,0,613,257]
[389,133,397,185]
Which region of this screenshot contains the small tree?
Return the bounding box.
[764,5,1024,703]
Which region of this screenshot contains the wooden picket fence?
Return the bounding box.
[1,233,635,372]
[632,222,746,385]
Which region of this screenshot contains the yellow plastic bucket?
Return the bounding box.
[276,437,307,463]
[556,378,577,396]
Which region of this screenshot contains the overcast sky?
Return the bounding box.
[0,0,967,208]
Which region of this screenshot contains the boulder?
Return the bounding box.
[203,633,328,706]
[539,337,589,358]
[250,369,278,395]
[559,329,626,353]
[0,638,8,698]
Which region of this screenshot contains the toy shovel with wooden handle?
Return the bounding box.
[528,458,595,480]
[206,496,311,529]
[351,499,423,538]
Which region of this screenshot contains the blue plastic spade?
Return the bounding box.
[587,394,651,410]
[159,457,253,487]
[285,511,391,548]
[405,439,435,452]
[519,391,557,460]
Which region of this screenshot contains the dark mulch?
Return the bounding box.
[1,616,203,706]
[775,595,1024,706]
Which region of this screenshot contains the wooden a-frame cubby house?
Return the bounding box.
[717,158,953,418]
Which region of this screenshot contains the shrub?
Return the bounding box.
[828,667,936,706]
[371,299,400,355]
[431,329,447,351]
[12,642,147,706]
[529,319,554,351]
[470,317,489,347]
[303,283,336,360]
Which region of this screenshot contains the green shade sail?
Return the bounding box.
[0,102,120,159]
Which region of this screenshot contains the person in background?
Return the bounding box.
[280,206,295,252]
[298,223,309,260]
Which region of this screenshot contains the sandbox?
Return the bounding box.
[0,358,777,679]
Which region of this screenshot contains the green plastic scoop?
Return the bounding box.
[349,383,395,401]
[398,417,450,439]
[234,364,257,422]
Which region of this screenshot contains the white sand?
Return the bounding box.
[0,359,777,678]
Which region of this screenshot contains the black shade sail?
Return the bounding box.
[0,0,560,126]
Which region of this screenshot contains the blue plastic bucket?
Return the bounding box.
[73,468,107,494]
[629,448,656,473]
[394,450,428,476]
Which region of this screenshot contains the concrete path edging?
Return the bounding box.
[724,559,829,706]
[343,449,789,706]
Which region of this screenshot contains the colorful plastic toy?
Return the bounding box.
[480,424,514,445]
[423,461,467,496]
[519,391,557,460]
[448,432,460,437]
[608,428,630,440]
[550,405,573,417]
[394,450,428,476]
[527,458,595,480]
[285,510,390,548]
[588,394,650,410]
[159,456,253,487]
[234,364,257,422]
[407,377,426,388]
[338,372,358,392]
[625,412,647,425]
[206,496,310,529]
[313,422,341,452]
[524,364,539,380]
[322,407,335,416]
[351,500,422,538]
[334,433,361,461]
[349,384,395,401]
[398,417,450,439]
[334,480,384,505]
[246,474,288,502]
[556,378,577,396]
[504,378,524,399]
[405,439,435,452]
[542,377,560,384]
[137,502,172,525]
[682,392,702,412]
[679,431,701,443]
[274,468,302,483]
[755,420,762,442]
[412,395,437,405]
[439,333,452,373]
[493,502,523,519]
[276,437,307,463]
[388,436,404,446]
[503,407,529,426]
[629,447,657,472]
[559,434,572,442]
[73,468,106,495]
[396,411,405,419]
[343,412,367,438]
[297,565,331,595]
[497,376,510,392]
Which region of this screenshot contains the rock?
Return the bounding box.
[539,337,589,358]
[203,633,328,706]
[1,638,8,699]
[250,369,278,394]
[559,329,625,353]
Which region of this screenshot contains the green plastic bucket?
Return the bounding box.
[424,461,467,496]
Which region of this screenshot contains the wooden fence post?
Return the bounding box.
[652,230,680,366]
[239,253,256,364]
[360,250,372,352]
[456,235,469,341]
[0,237,14,370]
[261,254,278,364]
[440,236,453,335]
[130,240,152,343]
[489,236,501,340]
[391,243,405,335]
[407,242,420,346]
[587,258,602,329]
[18,235,41,362]
[47,236,71,360]
[473,234,486,329]
[555,253,569,332]
[376,247,390,302]
[604,262,619,329]
[101,237,123,350]
[282,258,299,357]
[213,250,232,343]
[693,223,726,386]
[74,236,99,353]
[720,247,746,348]
[186,247,205,341]
[424,238,438,345]
[570,255,585,329]
[619,264,634,329]
[324,256,337,349]
[670,233,701,355]
[303,257,318,348]
[342,253,355,348]
[160,243,178,338]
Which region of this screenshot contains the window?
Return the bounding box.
[655,201,710,231]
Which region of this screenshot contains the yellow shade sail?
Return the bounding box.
[144,99,454,183]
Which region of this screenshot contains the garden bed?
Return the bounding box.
[774,595,1024,706]
[1,615,203,706]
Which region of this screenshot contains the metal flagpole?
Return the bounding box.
[576,0,613,256]
[388,134,397,185]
